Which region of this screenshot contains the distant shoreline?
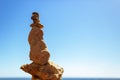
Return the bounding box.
[0,77,120,80]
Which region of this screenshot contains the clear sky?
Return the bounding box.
[0,0,120,78]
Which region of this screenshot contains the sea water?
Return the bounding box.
[0,78,120,80]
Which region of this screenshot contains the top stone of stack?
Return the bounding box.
[30,12,43,29]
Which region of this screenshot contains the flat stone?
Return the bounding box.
[21,61,64,80]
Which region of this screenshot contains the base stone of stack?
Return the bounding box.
[21,61,64,80]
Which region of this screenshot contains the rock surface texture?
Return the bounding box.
[21,12,64,80]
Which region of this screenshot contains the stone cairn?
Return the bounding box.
[21,12,64,80]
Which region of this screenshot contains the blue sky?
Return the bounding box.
[0,0,120,78]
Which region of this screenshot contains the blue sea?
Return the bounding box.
[0,78,120,80]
